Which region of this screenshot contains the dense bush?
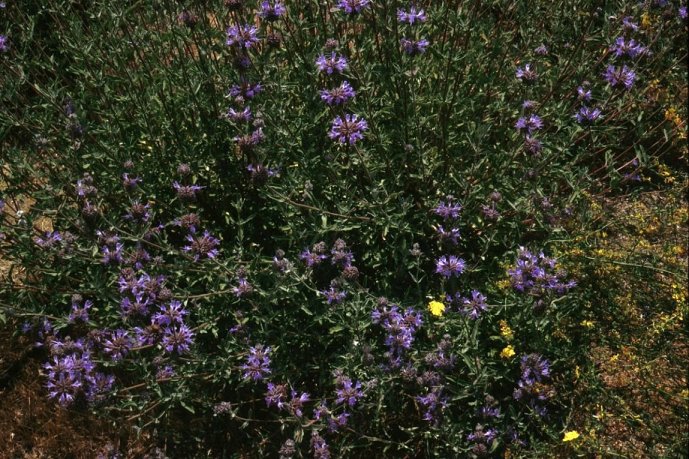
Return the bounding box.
[0,0,686,457]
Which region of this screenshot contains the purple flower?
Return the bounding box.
[103,329,133,361]
[234,128,265,151]
[416,388,448,423]
[400,38,429,55]
[173,181,204,200]
[321,287,347,304]
[320,80,356,105]
[226,106,252,122]
[258,1,286,21]
[226,24,260,48]
[520,353,551,385]
[467,425,498,444]
[183,229,220,261]
[680,6,687,19]
[299,247,328,267]
[534,44,548,55]
[33,231,62,249]
[241,344,271,381]
[156,365,176,380]
[0,35,8,53]
[120,294,150,318]
[316,52,348,75]
[610,37,648,59]
[46,372,81,406]
[101,242,124,265]
[481,204,500,220]
[577,85,592,102]
[124,200,151,223]
[85,372,115,403]
[328,113,368,144]
[397,7,427,24]
[162,324,194,354]
[508,246,576,296]
[522,100,537,111]
[153,300,188,326]
[434,199,462,219]
[288,390,310,417]
[337,0,370,14]
[604,65,636,90]
[523,136,543,155]
[575,106,602,124]
[461,290,489,319]
[232,277,254,297]
[437,226,460,245]
[311,432,330,459]
[331,238,354,267]
[515,64,538,83]
[435,255,466,278]
[122,173,142,191]
[622,16,639,31]
[515,114,543,135]
[335,377,363,407]
[265,382,288,409]
[328,412,350,432]
[228,82,263,99]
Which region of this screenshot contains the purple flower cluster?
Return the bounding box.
[69,298,93,323]
[434,197,462,220]
[435,255,465,278]
[575,106,602,124]
[610,37,648,59]
[515,114,543,134]
[316,52,348,75]
[467,424,498,456]
[43,337,115,407]
[321,286,347,304]
[241,344,271,381]
[320,80,356,105]
[513,353,554,417]
[604,64,635,90]
[258,1,286,21]
[400,38,429,55]
[461,290,489,319]
[424,335,456,371]
[515,63,538,83]
[33,231,62,249]
[328,113,368,144]
[310,432,331,459]
[226,24,260,48]
[398,5,429,56]
[116,269,194,355]
[334,375,364,407]
[397,7,427,25]
[507,246,576,296]
[228,81,263,99]
[173,181,204,201]
[337,0,370,14]
[372,304,422,362]
[416,387,447,423]
[183,229,220,261]
[300,241,329,267]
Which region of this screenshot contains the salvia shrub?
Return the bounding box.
[0,0,686,456]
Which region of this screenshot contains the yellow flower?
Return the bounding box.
[499,320,514,340]
[428,300,446,317]
[562,431,580,442]
[641,12,652,29]
[580,320,594,329]
[500,345,515,359]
